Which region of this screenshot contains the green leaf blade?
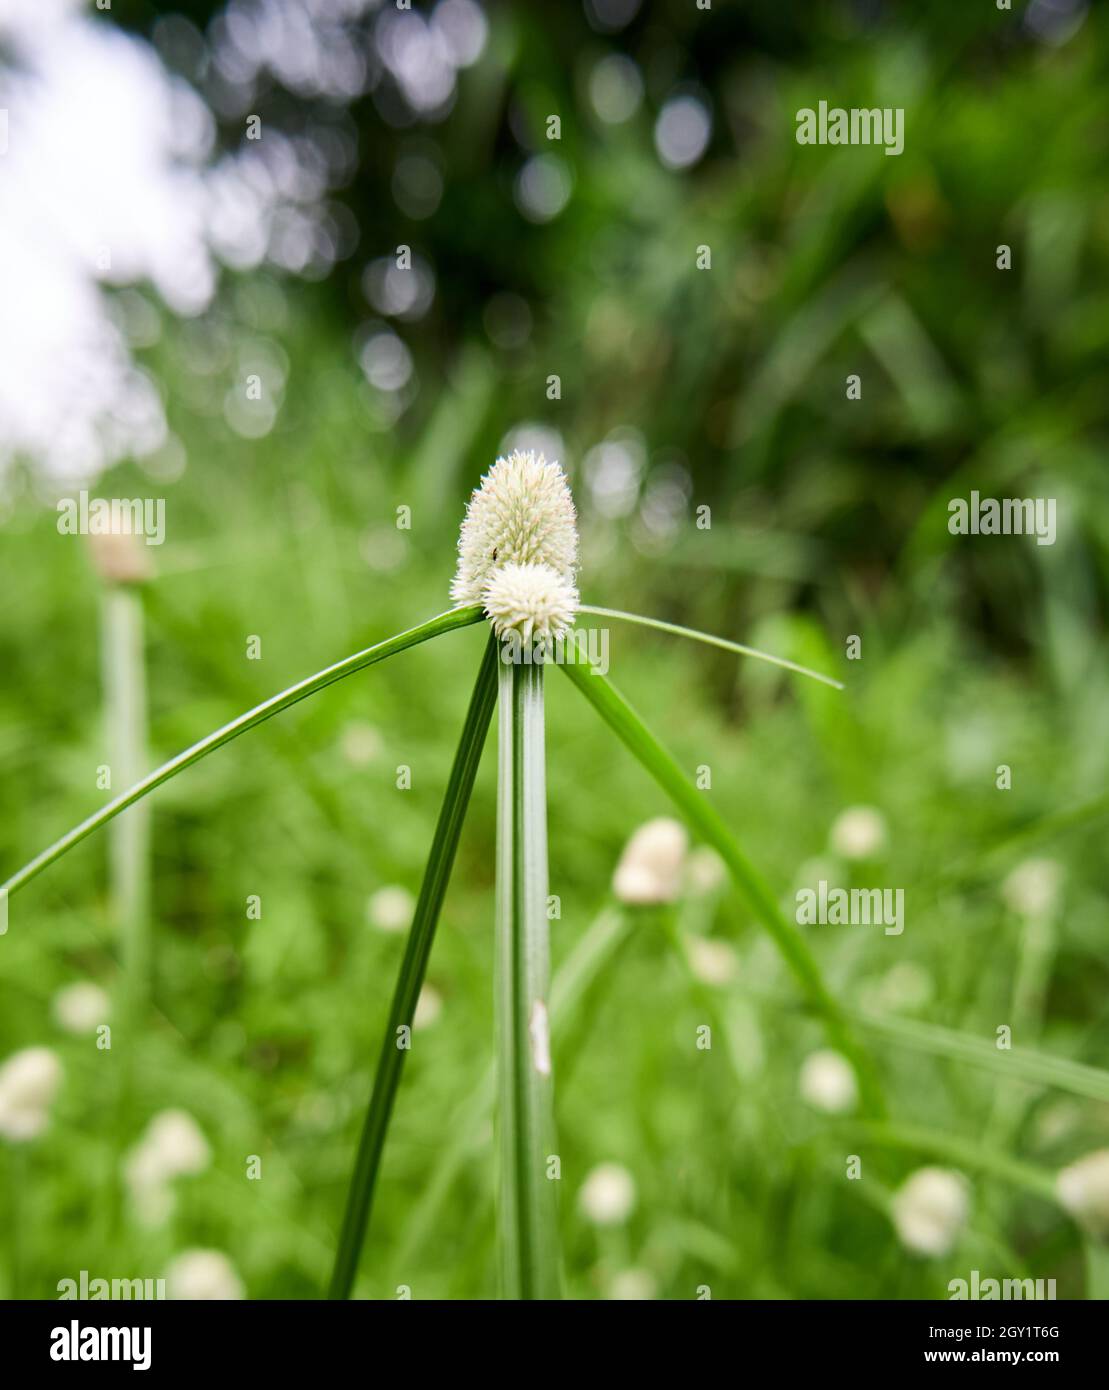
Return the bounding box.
[328,630,498,1300]
[2,605,484,901]
[561,659,884,1118]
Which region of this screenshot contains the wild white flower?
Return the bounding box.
[606,1267,657,1300]
[123,1109,210,1227]
[612,818,688,905]
[891,1167,969,1257]
[1056,1150,1109,1239]
[52,981,111,1034]
[579,1162,637,1226]
[685,846,726,896]
[481,561,579,643]
[829,805,888,860]
[166,1249,244,1300]
[86,529,154,585]
[339,721,383,767]
[367,885,415,934]
[1001,858,1063,920]
[142,1109,210,1178]
[451,450,578,605]
[686,936,739,987]
[798,1049,858,1114]
[0,1046,63,1142]
[413,983,443,1030]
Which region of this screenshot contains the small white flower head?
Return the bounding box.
[685,846,727,896]
[606,1267,657,1300]
[123,1109,210,1225]
[166,1249,245,1300]
[482,561,579,644]
[143,1109,211,1178]
[829,805,888,860]
[1056,1150,1109,1240]
[798,1049,858,1114]
[339,721,383,767]
[579,1162,637,1226]
[0,1046,63,1141]
[367,885,415,934]
[52,981,111,1034]
[413,983,442,1031]
[613,817,688,905]
[1001,858,1063,920]
[891,1167,969,1257]
[451,450,578,605]
[687,936,739,987]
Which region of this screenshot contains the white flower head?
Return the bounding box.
[891,1167,969,1257]
[1056,1149,1109,1239]
[52,981,111,1034]
[451,450,578,606]
[123,1109,210,1224]
[687,936,739,987]
[579,1162,637,1226]
[799,1049,858,1114]
[606,1267,657,1300]
[367,885,415,934]
[413,983,442,1031]
[482,561,579,644]
[166,1249,245,1300]
[685,846,727,896]
[613,818,688,905]
[829,805,888,860]
[0,1046,63,1142]
[1001,858,1063,920]
[143,1109,211,1178]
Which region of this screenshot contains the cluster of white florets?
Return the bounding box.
[452,451,579,642]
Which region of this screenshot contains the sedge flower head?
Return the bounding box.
[482,561,579,644]
[451,450,578,606]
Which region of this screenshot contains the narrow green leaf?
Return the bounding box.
[853,1009,1109,1105]
[1,606,484,901]
[328,631,498,1300]
[844,1122,1058,1203]
[496,655,561,1299]
[561,660,884,1117]
[577,605,844,689]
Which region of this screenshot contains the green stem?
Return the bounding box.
[561,660,884,1118]
[101,586,151,1017]
[2,606,484,902]
[496,653,561,1299]
[328,632,498,1299]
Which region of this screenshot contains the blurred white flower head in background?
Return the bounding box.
[166,1248,244,1300]
[612,817,688,905]
[367,885,415,934]
[52,981,111,1035]
[891,1167,969,1257]
[579,1162,637,1226]
[0,1045,63,1141]
[829,805,889,860]
[1056,1150,1109,1239]
[798,1049,858,1114]
[123,1108,211,1227]
[1001,858,1063,920]
[686,936,739,987]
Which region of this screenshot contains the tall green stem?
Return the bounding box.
[496,654,561,1300]
[101,586,151,1016]
[328,633,498,1299]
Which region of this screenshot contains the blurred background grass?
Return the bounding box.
[0,0,1107,1299]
